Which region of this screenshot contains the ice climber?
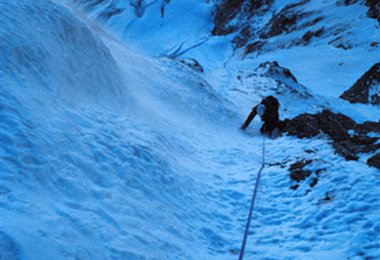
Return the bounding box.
[241,95,281,138]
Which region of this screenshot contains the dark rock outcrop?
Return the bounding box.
[244,40,265,54]
[332,142,359,161]
[259,1,319,39]
[212,0,273,36]
[289,159,312,182]
[282,110,380,165]
[340,63,380,105]
[366,0,380,23]
[212,0,376,57]
[354,121,380,134]
[252,61,312,98]
[324,0,380,22]
[256,61,298,83]
[288,159,324,189]
[212,0,245,35]
[299,27,324,45]
[367,153,380,169]
[282,109,355,140]
[179,58,204,73]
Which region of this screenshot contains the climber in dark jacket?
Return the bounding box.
[241,96,281,137]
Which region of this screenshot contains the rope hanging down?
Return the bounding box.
[238,136,266,260]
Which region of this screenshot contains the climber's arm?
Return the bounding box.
[241,105,258,130]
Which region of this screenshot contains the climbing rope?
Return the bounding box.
[238,135,266,260]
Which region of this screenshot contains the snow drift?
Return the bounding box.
[1,0,380,259]
[0,0,125,106]
[0,0,240,259]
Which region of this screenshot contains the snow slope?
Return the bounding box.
[1,0,380,259]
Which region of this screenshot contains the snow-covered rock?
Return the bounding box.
[213,0,379,55]
[340,62,380,105]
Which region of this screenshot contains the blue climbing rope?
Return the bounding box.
[238,136,266,260]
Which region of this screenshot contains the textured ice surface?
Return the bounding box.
[1,0,380,259]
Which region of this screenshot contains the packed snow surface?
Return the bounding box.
[1,0,379,259]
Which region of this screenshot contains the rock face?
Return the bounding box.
[366,0,380,23]
[340,63,380,105]
[354,121,380,134]
[259,0,316,39]
[283,109,355,140]
[282,110,380,167]
[212,0,245,35]
[255,61,298,83]
[288,159,324,190]
[212,0,272,36]
[212,0,326,54]
[212,0,378,57]
[367,153,380,169]
[252,61,313,98]
[289,159,312,182]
